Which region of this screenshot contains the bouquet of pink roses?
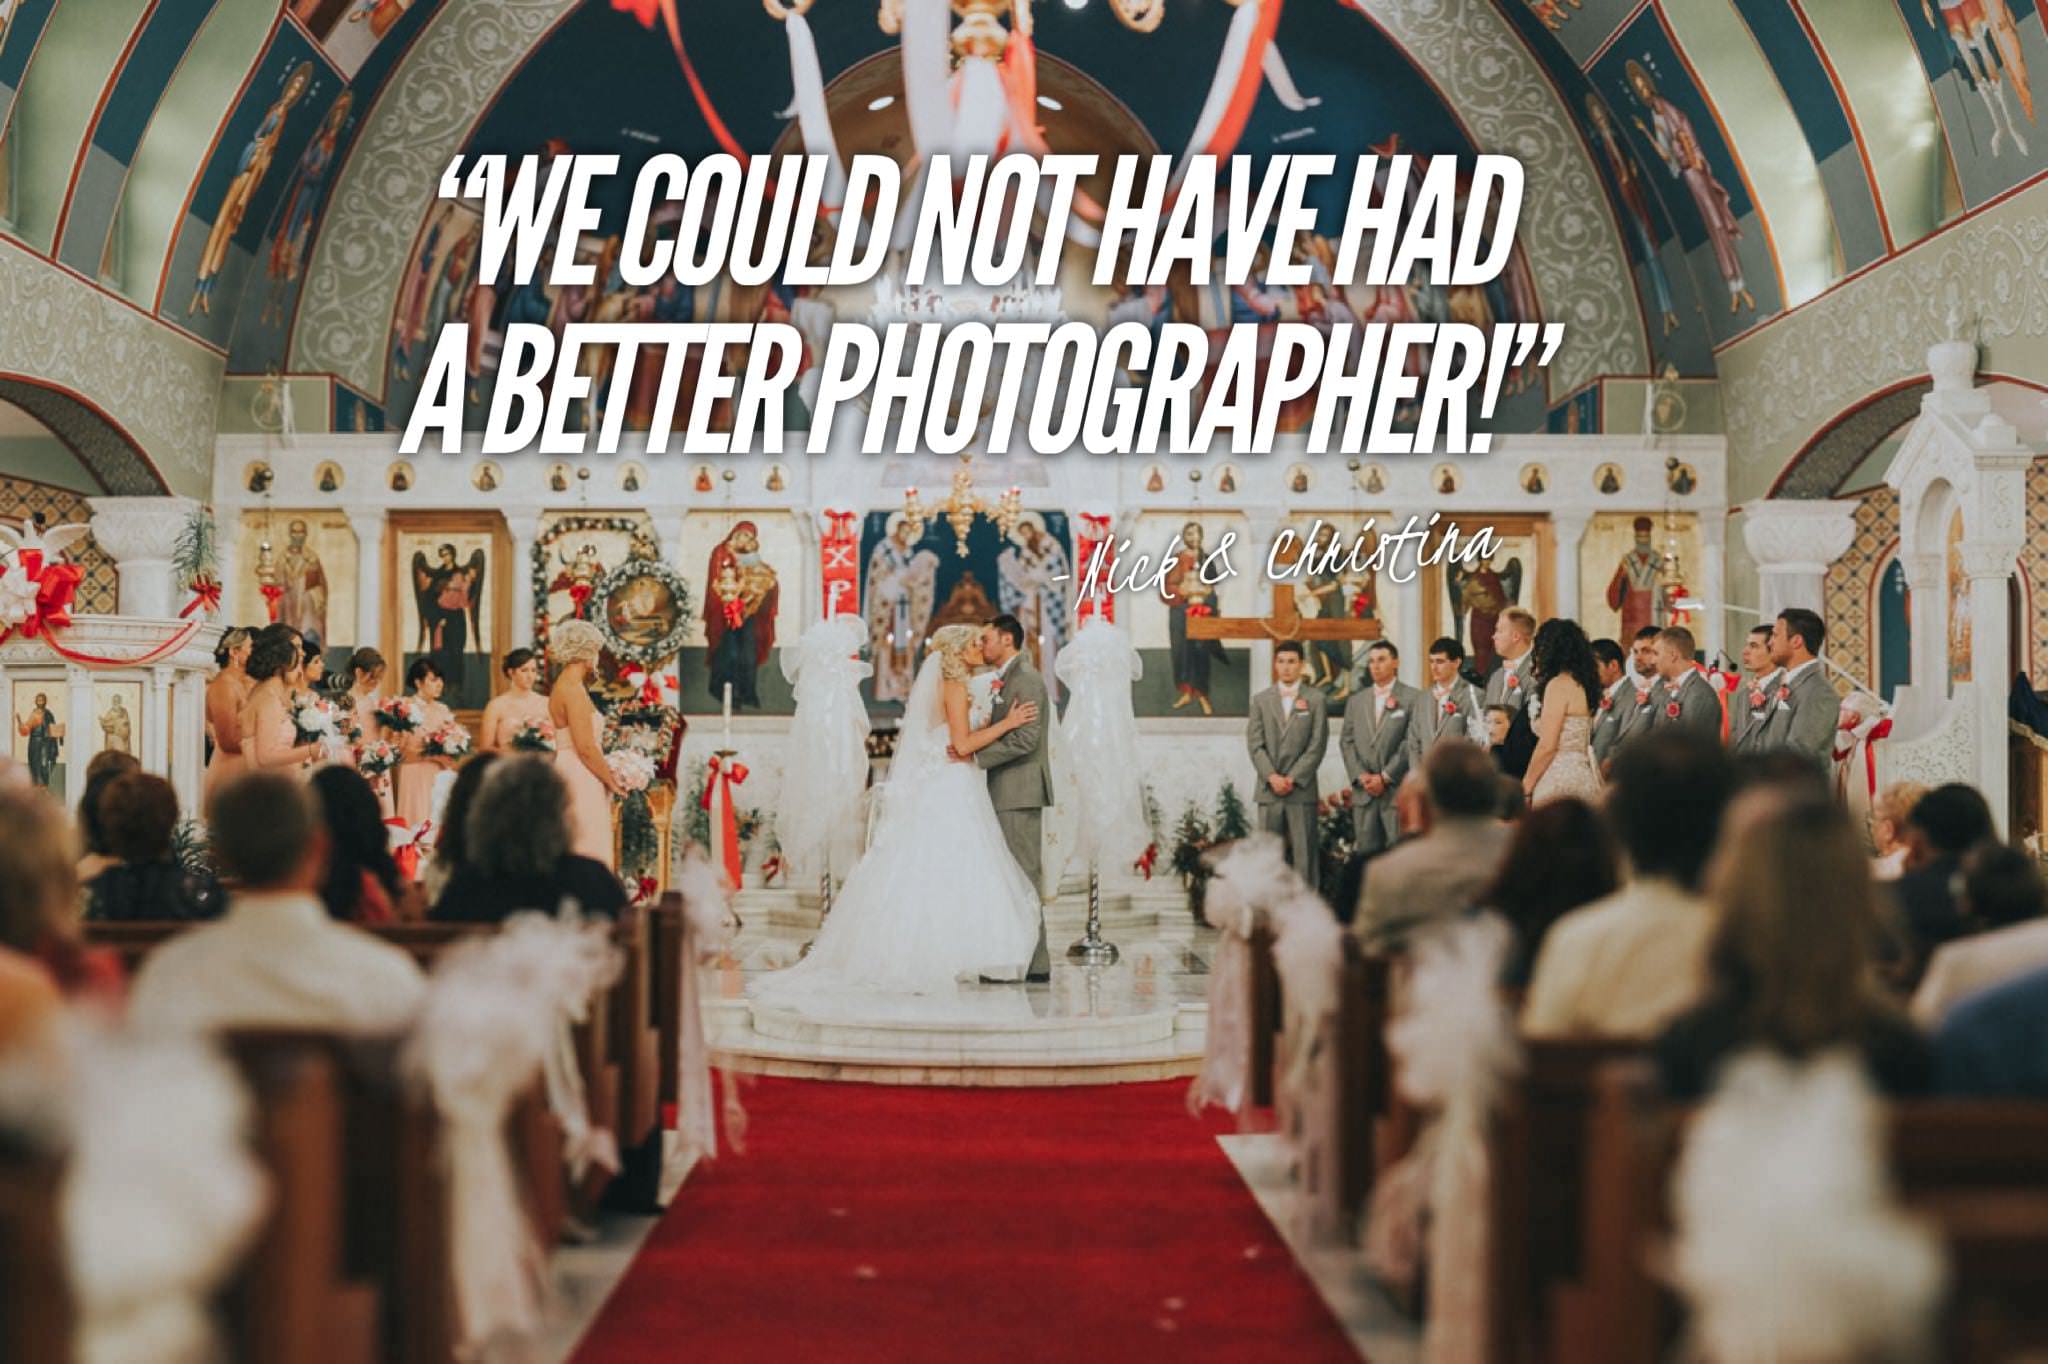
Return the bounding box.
[605,747,656,794]
[355,738,399,778]
[291,695,342,747]
[422,722,472,761]
[509,720,557,753]
[373,696,421,733]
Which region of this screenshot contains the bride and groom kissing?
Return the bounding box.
[755,614,1056,1001]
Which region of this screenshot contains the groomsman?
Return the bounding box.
[1249,641,1329,875]
[1628,625,1661,690]
[1482,608,1539,777]
[1407,636,1484,768]
[1650,625,1721,738]
[1341,642,1420,856]
[1604,643,1663,776]
[1589,637,1633,766]
[1752,607,1837,763]
[1729,624,1783,751]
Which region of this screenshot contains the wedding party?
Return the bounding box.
[5,0,2048,1361]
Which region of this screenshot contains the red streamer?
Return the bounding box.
[700,754,750,889]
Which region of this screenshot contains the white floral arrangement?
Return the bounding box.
[606,747,657,793]
[291,695,342,747]
[355,738,399,777]
[423,722,473,761]
[509,720,557,753]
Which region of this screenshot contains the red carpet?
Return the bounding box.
[570,1078,1361,1363]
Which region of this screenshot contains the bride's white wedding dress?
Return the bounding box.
[751,655,1041,1000]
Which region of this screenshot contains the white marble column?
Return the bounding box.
[172,670,206,814]
[348,505,386,651]
[1697,512,1727,662]
[502,504,543,649]
[1390,510,1428,683]
[1739,499,1858,621]
[144,664,172,777]
[1551,509,1590,635]
[1964,545,2018,831]
[87,495,200,619]
[65,664,94,784]
[1899,551,1944,706]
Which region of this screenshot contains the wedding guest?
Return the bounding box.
[1248,641,1329,876]
[1522,730,1732,1039]
[1911,842,2048,1026]
[241,624,322,774]
[1869,781,1925,880]
[393,657,456,831]
[479,648,550,752]
[1339,641,1417,857]
[1890,782,1994,974]
[205,626,254,797]
[1481,798,1618,988]
[1483,704,1515,768]
[1354,742,1513,947]
[421,752,499,902]
[548,620,627,866]
[1933,962,2048,1097]
[1657,795,1929,1100]
[431,756,626,923]
[344,646,394,816]
[82,773,222,922]
[128,772,425,1036]
[310,766,417,924]
[0,785,122,1006]
[75,750,141,882]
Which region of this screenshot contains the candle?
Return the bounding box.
[722,682,733,752]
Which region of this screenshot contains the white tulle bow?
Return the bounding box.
[1189,833,1309,1118]
[670,846,745,1171]
[778,616,875,879]
[1053,620,1149,870]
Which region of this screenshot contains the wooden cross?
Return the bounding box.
[1185,582,1383,646]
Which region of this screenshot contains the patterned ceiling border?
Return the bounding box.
[1718,178,2048,500]
[0,238,218,497]
[1366,0,1647,395]
[289,0,578,393]
[290,0,1648,403]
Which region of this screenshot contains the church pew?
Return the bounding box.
[652,893,685,1114]
[1566,1062,2048,1363]
[1249,922,1281,1107]
[603,906,665,1210]
[1335,939,1392,1236]
[0,1137,72,1363]
[1486,1037,1648,1364]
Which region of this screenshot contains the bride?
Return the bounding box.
[753,624,1044,999]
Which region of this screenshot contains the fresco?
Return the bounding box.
[292,0,421,80]
[1895,0,2048,204]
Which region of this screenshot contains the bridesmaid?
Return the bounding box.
[240,624,322,775]
[204,628,254,798]
[345,647,394,817]
[393,658,455,832]
[546,621,625,867]
[478,648,550,752]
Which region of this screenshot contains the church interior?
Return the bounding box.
[4,0,2048,1359]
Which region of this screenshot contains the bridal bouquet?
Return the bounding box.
[423,722,473,761]
[374,696,422,733]
[291,695,342,748]
[355,738,399,778]
[509,720,557,753]
[606,747,657,794]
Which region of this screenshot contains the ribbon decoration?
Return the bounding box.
[1835,714,1894,799]
[700,754,750,888]
[820,509,860,619]
[259,582,284,623]
[0,548,209,668]
[612,0,752,167]
[625,667,679,709]
[387,819,435,883]
[181,574,223,619]
[1074,512,1115,625]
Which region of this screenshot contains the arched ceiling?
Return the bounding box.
[0,0,2040,453]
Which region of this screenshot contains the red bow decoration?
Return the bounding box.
[0,549,82,643]
[1862,717,1893,797]
[568,581,594,618]
[626,667,678,709]
[700,754,750,889]
[822,509,858,539]
[759,853,786,887]
[260,581,284,622]
[1132,842,1159,880]
[632,875,658,907]
[1186,603,1214,618]
[181,574,223,619]
[388,819,434,882]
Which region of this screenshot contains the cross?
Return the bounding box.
[1185,583,1383,646]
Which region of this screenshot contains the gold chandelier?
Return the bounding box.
[902,455,1023,556]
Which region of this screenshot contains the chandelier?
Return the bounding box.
[902,455,1022,556]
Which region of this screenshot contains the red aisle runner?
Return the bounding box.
[570,1078,1361,1363]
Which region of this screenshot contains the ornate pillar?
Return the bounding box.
[1389,510,1427,683]
[172,670,206,813]
[793,509,821,624]
[1551,509,1590,640]
[87,495,200,619]
[1739,499,1858,622]
[348,505,386,651]
[1697,512,1727,662]
[144,664,172,777]
[1898,552,1945,707]
[65,664,93,784]
[502,504,543,649]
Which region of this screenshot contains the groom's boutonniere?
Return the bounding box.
[1293,697,1310,714]
[1665,700,1682,720]
[989,676,1005,698]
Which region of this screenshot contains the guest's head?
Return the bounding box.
[465,757,571,884]
[309,767,402,921]
[1272,640,1305,686]
[1770,607,1825,668]
[0,787,78,953]
[1903,783,1993,870]
[551,619,604,670]
[215,627,253,671]
[206,772,325,894]
[98,772,179,866]
[1492,607,1536,661]
[1607,730,1733,891]
[1485,704,1513,747]
[348,647,386,694]
[501,648,539,692]
[1484,797,1619,983]
[1740,624,1773,675]
[1958,842,2045,931]
[247,624,304,685]
[1364,641,1397,688]
[1653,625,1698,682]
[1591,638,1625,689]
[1630,625,1661,676]
[1530,617,1600,708]
[1870,781,1926,858]
[1426,636,1464,688]
[430,753,500,880]
[1423,741,1499,821]
[405,657,445,702]
[77,751,141,858]
[1730,749,1833,803]
[1703,795,1891,1056]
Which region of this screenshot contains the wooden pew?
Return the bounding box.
[651,893,685,1117]
[1487,1038,1648,1364]
[1571,1062,2048,1363]
[1335,939,1392,1236]
[604,906,665,1210]
[0,1136,72,1363]
[1249,922,1281,1108]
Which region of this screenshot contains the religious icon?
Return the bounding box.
[261,90,353,324]
[1521,464,1548,495]
[295,0,417,77]
[1164,521,1228,714]
[1216,464,1240,494]
[601,560,685,655]
[1948,506,1972,686]
[391,201,480,385]
[1625,59,1755,314]
[411,543,486,697]
[1294,521,1376,704]
[473,463,500,493]
[548,463,571,493]
[1447,547,1523,677]
[620,463,646,494]
[1911,0,2034,157]
[1433,463,1460,495]
[1526,0,1576,30]
[246,462,274,495]
[704,522,781,710]
[1143,464,1167,494]
[765,464,788,493]
[97,690,133,756]
[1287,464,1312,495]
[1595,463,1624,495]
[998,513,1073,690]
[190,61,314,315]
[314,462,343,493]
[1584,92,1679,335]
[1667,461,1698,496]
[1606,517,1667,641]
[1359,464,1387,495]
[863,513,941,703]
[277,518,329,641]
[693,465,715,493]
[12,688,64,796]
[388,462,413,492]
[551,541,604,620]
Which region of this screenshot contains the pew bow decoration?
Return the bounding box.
[0,544,82,642]
[1187,833,1300,1118]
[670,846,747,1172]
[700,753,750,888]
[1268,887,1347,1244]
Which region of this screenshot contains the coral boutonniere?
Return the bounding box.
[1665,701,1681,720]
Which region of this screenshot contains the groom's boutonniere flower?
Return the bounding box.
[1665,701,1681,720]
[990,676,1004,696]
[1599,694,1613,712]
[1293,697,1309,713]
[1778,685,1792,703]
[1443,697,1459,716]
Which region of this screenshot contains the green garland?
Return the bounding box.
[529,515,650,659]
[173,508,217,588]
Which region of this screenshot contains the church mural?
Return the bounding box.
[10,679,64,802]
[1949,503,1973,688]
[390,515,501,714]
[233,509,357,665]
[1895,0,2048,205]
[1424,516,1554,678]
[1123,512,1253,719]
[384,200,482,423]
[532,511,657,664]
[1578,511,1702,648]
[1276,514,1396,710]
[676,512,794,717]
[290,0,423,80]
[92,680,141,766]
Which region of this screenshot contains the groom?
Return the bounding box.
[965,613,1053,982]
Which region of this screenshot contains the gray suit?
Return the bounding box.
[1653,669,1722,740]
[1729,668,1782,752]
[1248,683,1330,876]
[1608,675,1661,762]
[1590,678,1632,766]
[1751,660,1838,764]
[1353,814,1515,949]
[1340,681,1420,855]
[1482,654,1535,716]
[975,656,1054,976]
[1406,679,1483,768]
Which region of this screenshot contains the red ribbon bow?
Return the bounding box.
[822,509,857,539]
[1186,603,1214,618]
[701,754,750,889]
[627,668,677,709]
[181,574,223,619]
[1862,717,1893,797]
[0,549,82,644]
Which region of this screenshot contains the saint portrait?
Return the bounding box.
[997,513,1074,691]
[1594,462,1624,495]
[703,521,780,710]
[1215,464,1241,495]
[473,463,500,493]
[411,544,487,699]
[189,61,315,316]
[1287,464,1313,495]
[548,463,572,494]
[1433,463,1460,495]
[246,462,274,495]
[1521,464,1548,495]
[93,682,143,763]
[237,511,356,643]
[621,462,646,494]
[12,685,65,799]
[1358,464,1387,495]
[388,461,413,492]
[315,461,343,493]
[1143,464,1167,494]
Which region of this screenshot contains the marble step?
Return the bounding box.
[745,1000,1181,1055]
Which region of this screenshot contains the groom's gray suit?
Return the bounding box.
[975,653,1053,978]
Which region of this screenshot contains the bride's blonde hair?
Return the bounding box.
[927,624,979,682]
